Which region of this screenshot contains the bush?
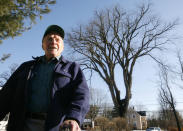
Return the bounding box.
[95,116,109,131]
[112,117,128,131]
[168,127,178,131]
[94,116,129,131]
[106,121,116,131]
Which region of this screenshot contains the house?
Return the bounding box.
[127,108,147,130]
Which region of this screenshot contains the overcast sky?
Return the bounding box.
[1,0,183,111]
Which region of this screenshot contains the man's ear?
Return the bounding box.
[42,37,46,49]
[61,42,64,51]
[42,43,44,50]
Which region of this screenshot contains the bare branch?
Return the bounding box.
[0,54,11,63]
[158,62,182,131]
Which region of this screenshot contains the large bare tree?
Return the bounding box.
[66,4,177,117]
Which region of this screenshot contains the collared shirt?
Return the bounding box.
[27,55,61,113]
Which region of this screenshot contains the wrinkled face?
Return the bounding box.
[42,33,64,60]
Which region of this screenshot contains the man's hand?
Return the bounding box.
[60,120,81,131]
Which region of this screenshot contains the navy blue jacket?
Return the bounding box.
[0,56,89,131]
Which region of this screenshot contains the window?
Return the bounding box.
[133,121,137,129]
[132,114,136,118]
[142,122,146,126]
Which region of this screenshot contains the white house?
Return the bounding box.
[127,108,147,130]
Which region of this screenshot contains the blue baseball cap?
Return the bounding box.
[43,25,65,40]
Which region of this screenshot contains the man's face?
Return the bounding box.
[42,33,64,60]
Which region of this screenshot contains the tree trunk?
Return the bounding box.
[172,105,181,131]
[119,98,129,117]
[109,75,132,118]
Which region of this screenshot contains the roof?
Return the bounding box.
[137,111,146,116]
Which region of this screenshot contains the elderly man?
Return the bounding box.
[0,25,89,131]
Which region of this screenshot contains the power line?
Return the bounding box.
[133,101,183,106]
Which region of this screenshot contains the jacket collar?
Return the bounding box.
[32,55,68,64]
[60,55,67,63]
